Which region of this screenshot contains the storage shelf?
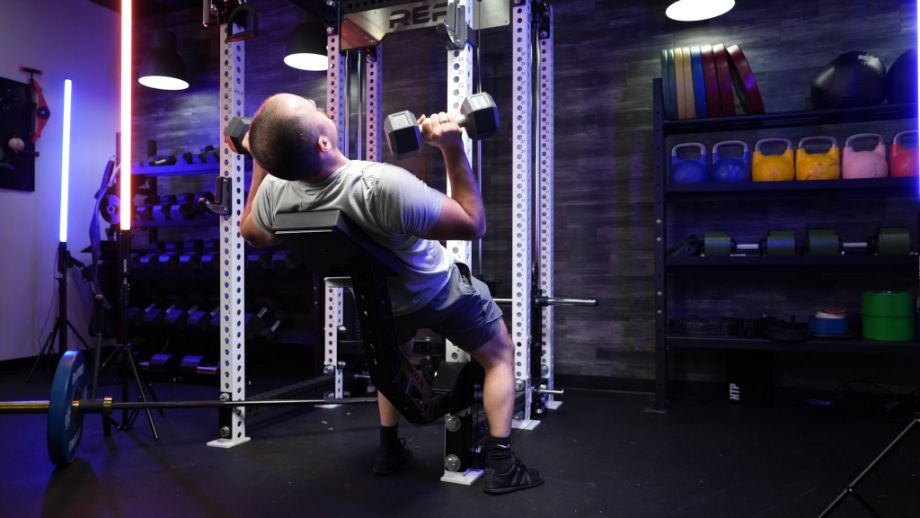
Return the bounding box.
[667,335,920,355]
[132,162,222,177]
[652,78,920,410]
[666,254,918,268]
[666,177,918,198]
[663,102,917,135]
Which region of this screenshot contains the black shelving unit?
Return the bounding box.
[652,78,920,410]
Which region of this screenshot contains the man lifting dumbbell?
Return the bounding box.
[235,93,542,494]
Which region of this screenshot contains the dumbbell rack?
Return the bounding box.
[99,160,323,383]
[652,78,920,410]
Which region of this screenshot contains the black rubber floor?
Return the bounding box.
[1,368,918,518]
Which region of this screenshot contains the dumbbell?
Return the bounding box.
[152,195,176,222]
[141,304,166,327]
[200,239,220,274]
[224,117,251,155]
[187,307,216,330]
[703,231,796,257]
[805,228,911,256]
[157,241,183,273]
[168,193,198,220]
[147,154,177,167]
[137,242,166,272]
[383,92,500,159]
[178,239,204,273]
[178,355,207,380]
[244,308,270,340]
[164,304,195,329]
[271,249,303,273]
[246,250,272,273]
[135,195,159,221]
[141,353,181,378]
[199,145,218,163]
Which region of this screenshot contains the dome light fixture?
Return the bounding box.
[138,31,189,91]
[284,20,328,71]
[666,0,735,22]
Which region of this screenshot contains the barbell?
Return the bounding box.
[1,351,377,467]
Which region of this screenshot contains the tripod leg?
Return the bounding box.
[818,418,919,517]
[26,320,61,382]
[125,346,160,441]
[66,319,92,350]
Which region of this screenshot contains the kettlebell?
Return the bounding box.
[795,136,840,180]
[843,133,888,179]
[670,142,708,184]
[711,140,751,182]
[752,138,794,182]
[890,130,918,178]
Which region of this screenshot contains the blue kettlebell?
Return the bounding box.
[670,142,708,184]
[711,140,751,182]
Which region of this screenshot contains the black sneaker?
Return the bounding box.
[372,438,413,475]
[483,453,544,494]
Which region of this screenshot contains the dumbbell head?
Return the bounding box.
[224,116,252,155]
[459,92,499,139]
[384,110,422,160]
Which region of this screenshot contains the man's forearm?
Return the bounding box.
[443,147,485,235]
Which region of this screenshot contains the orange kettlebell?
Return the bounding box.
[753,138,794,181]
[890,130,918,178]
[795,136,840,180]
[843,133,888,179]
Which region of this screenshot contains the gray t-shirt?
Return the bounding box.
[251,160,451,316]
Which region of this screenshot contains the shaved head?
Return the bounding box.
[248,93,336,181]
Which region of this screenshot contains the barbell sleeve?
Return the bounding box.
[0,400,52,414]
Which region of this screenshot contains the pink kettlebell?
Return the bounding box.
[843,133,888,179]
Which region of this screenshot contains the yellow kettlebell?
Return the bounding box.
[795,136,840,180]
[753,138,794,181]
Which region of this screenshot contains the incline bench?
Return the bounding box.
[273,209,482,430]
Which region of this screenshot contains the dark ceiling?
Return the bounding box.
[87,0,198,18]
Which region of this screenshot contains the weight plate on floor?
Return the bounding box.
[805,229,839,255]
[700,44,721,118]
[712,43,736,116]
[690,46,708,118]
[48,351,88,467]
[765,230,795,256]
[726,44,765,114]
[703,232,732,256]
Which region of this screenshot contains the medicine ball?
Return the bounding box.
[811,51,887,109]
[886,48,917,104]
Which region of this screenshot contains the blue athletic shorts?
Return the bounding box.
[393,263,504,352]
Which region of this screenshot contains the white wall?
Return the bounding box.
[0,0,119,361]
